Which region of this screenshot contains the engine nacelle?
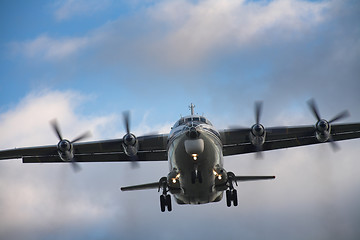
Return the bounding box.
[122,133,138,157]
[250,123,266,147]
[315,119,331,142]
[57,139,74,161]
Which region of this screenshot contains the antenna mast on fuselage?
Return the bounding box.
[189,103,195,115]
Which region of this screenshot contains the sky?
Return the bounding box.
[0,0,359,239]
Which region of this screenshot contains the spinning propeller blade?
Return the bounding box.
[51,119,63,141]
[329,110,350,124]
[71,131,91,144]
[123,111,131,135]
[307,99,321,122]
[255,101,262,125]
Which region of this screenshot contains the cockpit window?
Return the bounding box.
[193,117,200,122]
[173,116,212,128]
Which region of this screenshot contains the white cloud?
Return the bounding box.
[11,34,91,60]
[11,0,330,66]
[53,0,112,21]
[0,90,120,238]
[144,0,330,66]
[0,90,115,147]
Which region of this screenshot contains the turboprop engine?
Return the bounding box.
[122,133,138,157]
[57,139,74,161]
[249,102,266,157]
[308,99,349,150]
[121,111,139,167]
[51,120,90,171]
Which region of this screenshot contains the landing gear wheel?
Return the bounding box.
[225,189,238,207]
[198,171,202,183]
[191,171,196,184]
[166,194,172,212]
[160,194,172,212]
[160,195,166,212]
[232,189,238,206]
[226,190,232,207]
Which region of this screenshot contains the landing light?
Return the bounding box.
[172,173,181,184]
[213,170,222,180]
[192,154,198,161]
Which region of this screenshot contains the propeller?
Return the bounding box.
[307,99,350,151]
[255,101,262,125]
[51,119,91,172]
[122,111,139,168]
[251,101,265,159]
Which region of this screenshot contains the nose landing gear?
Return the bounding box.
[191,170,202,184]
[225,172,238,207]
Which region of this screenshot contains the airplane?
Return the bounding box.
[0,100,359,212]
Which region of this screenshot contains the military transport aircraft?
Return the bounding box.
[1,100,360,212]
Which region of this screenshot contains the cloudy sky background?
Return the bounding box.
[0,0,359,239]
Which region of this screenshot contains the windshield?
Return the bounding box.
[173,116,212,128]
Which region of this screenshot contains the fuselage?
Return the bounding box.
[167,115,227,205]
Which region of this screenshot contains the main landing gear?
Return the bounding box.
[226,172,238,207]
[158,177,172,212]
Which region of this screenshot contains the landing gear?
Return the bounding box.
[191,169,202,184]
[226,189,238,207]
[225,172,238,207]
[158,177,172,212]
[160,194,172,212]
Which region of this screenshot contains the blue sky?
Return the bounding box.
[1,0,360,239]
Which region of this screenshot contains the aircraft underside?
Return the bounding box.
[168,130,225,205]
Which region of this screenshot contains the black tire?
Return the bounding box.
[226,190,232,207]
[166,194,172,212]
[232,189,238,206]
[198,171,202,183]
[191,171,196,184]
[160,195,166,212]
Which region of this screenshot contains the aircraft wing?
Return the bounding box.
[120,176,276,192]
[234,176,275,181]
[220,123,360,156]
[120,182,160,191]
[0,134,168,163]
